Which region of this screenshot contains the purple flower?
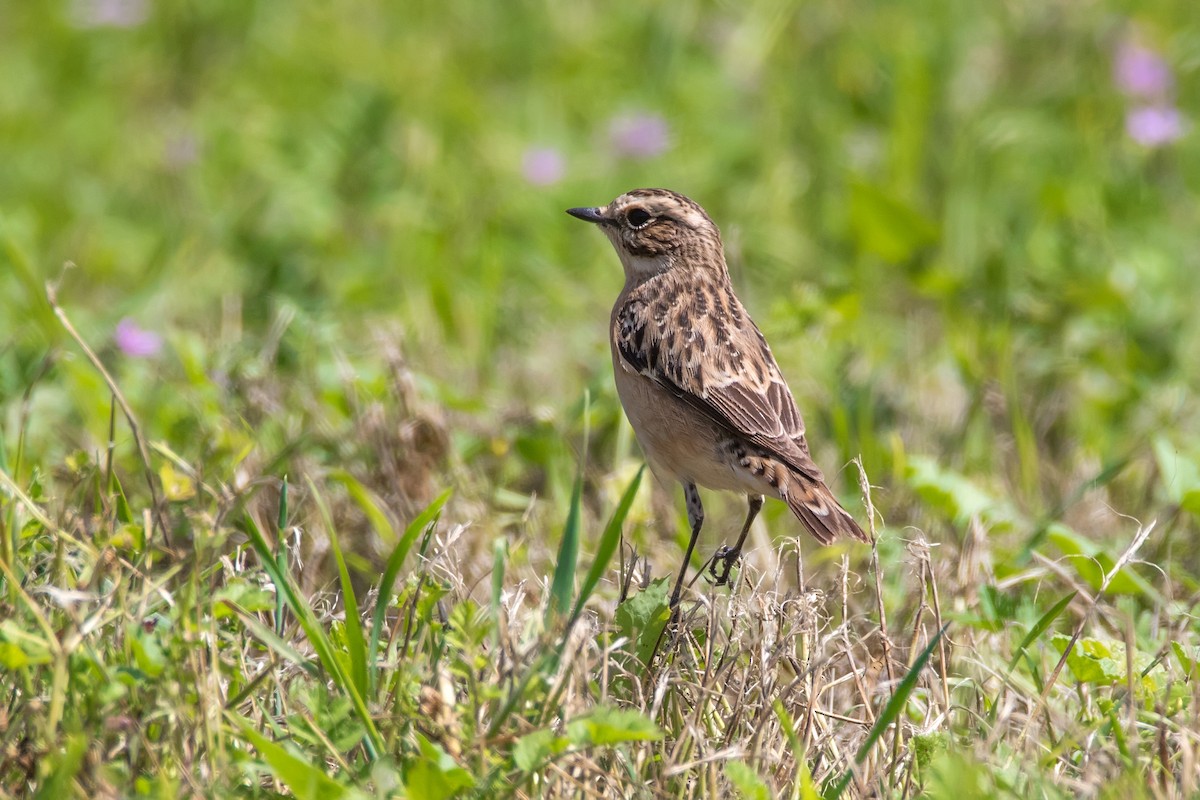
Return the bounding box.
[70,0,148,28]
[1114,40,1172,98]
[163,133,199,170]
[114,318,162,358]
[608,113,670,159]
[521,147,565,186]
[1126,105,1186,147]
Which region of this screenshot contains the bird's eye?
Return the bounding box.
[625,208,652,228]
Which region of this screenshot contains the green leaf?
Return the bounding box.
[512,729,569,772]
[1046,525,1155,598]
[0,621,53,667]
[1053,635,1124,684]
[906,456,1018,531]
[1153,438,1200,514]
[725,761,771,800]
[565,706,662,747]
[219,599,320,677]
[848,177,939,263]
[330,469,398,546]
[214,581,274,618]
[130,629,166,678]
[242,512,384,756]
[370,489,451,691]
[797,758,820,800]
[405,733,474,799]
[491,537,507,614]
[826,623,949,799]
[238,720,362,800]
[158,462,196,502]
[307,476,369,704]
[976,585,1018,630]
[1007,592,1076,673]
[33,734,88,800]
[614,578,671,666]
[1171,641,1200,681]
[569,465,643,627]
[548,390,589,624]
[0,642,30,669]
[547,466,582,624]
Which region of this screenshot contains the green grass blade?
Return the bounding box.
[236,717,361,800]
[825,623,949,799]
[330,469,398,546]
[242,511,383,758]
[569,465,643,626]
[1006,591,1076,674]
[220,599,320,678]
[547,461,583,625]
[369,488,451,690]
[492,536,507,645]
[32,734,87,800]
[306,476,369,702]
[547,390,590,625]
[278,474,289,530]
[275,476,289,638]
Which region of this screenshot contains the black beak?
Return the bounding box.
[566,206,606,224]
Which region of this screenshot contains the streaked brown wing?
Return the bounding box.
[614,287,825,483]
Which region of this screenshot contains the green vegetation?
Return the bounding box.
[2,0,1199,797]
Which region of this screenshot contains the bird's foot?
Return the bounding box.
[709,545,742,587]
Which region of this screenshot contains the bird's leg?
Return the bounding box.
[711,493,764,587]
[669,482,704,611]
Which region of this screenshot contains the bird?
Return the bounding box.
[567,188,868,610]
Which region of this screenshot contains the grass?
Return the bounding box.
[2,0,1200,797]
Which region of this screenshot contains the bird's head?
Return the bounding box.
[567,188,725,284]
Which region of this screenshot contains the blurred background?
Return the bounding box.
[2,0,1198,585]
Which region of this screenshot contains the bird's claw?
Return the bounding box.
[709,545,741,587]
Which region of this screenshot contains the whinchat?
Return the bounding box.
[568,189,867,609]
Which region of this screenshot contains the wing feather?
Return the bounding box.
[614,281,823,482]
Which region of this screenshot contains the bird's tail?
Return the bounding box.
[782,474,868,545]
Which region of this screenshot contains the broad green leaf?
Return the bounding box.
[238,720,361,800]
[158,462,196,502]
[214,581,274,618]
[906,456,1018,531]
[1046,525,1154,597]
[0,621,52,666]
[512,729,569,772]
[405,734,474,799]
[725,761,771,800]
[0,642,30,669]
[33,734,87,800]
[1153,438,1200,514]
[130,624,166,679]
[614,578,671,666]
[798,758,820,800]
[1171,641,1200,680]
[1053,635,1131,685]
[566,706,662,747]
